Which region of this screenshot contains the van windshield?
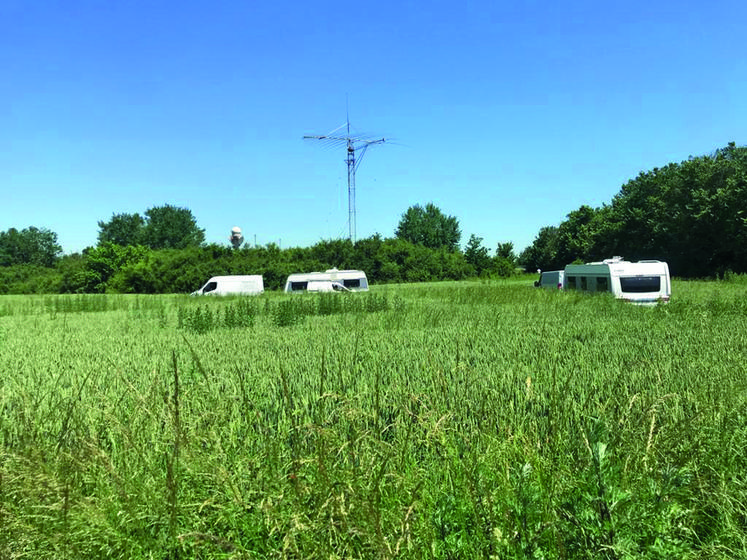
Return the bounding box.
[619,276,661,293]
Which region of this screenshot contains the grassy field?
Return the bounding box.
[1,278,746,559]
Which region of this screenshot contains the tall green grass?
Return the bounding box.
[1,279,746,558]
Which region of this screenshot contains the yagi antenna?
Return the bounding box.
[304,112,385,243]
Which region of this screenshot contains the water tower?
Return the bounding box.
[229,226,244,249]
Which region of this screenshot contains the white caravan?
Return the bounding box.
[563,257,670,304]
[284,269,369,293]
[191,275,264,296]
[535,270,565,290]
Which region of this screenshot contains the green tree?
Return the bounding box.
[395,203,461,251]
[495,241,516,263]
[353,234,384,280]
[592,143,747,276]
[75,243,151,293]
[310,238,354,269]
[0,264,62,294]
[141,205,205,250]
[57,253,87,293]
[492,241,517,277]
[97,212,145,246]
[0,226,62,267]
[464,234,491,275]
[519,226,560,272]
[522,143,747,277]
[554,205,602,266]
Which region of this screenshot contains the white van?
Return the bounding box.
[191,275,264,296]
[535,270,565,290]
[563,257,670,304]
[284,269,368,293]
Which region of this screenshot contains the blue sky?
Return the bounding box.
[2,0,745,255]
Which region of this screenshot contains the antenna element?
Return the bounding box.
[304,114,385,242]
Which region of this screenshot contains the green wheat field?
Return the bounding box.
[1,278,746,559]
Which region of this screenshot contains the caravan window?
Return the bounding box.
[291,281,308,291]
[567,276,577,290]
[343,278,361,288]
[620,276,661,293]
[596,277,609,292]
[580,277,588,290]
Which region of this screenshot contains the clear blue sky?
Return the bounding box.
[2,0,745,254]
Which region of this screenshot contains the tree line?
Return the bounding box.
[0,203,517,294]
[520,143,747,277]
[3,142,745,293]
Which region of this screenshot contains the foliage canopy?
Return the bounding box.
[97,212,145,246]
[97,205,205,250]
[395,203,461,251]
[520,143,747,277]
[0,226,61,267]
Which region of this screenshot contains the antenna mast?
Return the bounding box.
[304,114,385,242]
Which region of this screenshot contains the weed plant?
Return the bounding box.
[0,280,746,558]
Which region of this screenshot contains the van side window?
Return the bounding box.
[567,276,577,289]
[596,277,609,292]
[203,282,217,294]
